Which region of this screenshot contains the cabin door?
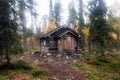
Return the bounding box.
[63,37,71,51]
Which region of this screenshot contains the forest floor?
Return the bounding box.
[0,51,120,80]
[21,53,85,80]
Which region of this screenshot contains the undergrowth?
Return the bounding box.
[74,53,120,80]
[0,60,48,80]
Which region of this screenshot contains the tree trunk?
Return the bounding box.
[0,56,3,64]
[6,45,10,66]
[101,50,105,56]
[22,26,27,50]
[88,43,91,51]
[19,2,27,50]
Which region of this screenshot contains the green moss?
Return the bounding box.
[14,60,33,70]
[0,60,48,80]
[32,70,48,80]
[74,54,120,80]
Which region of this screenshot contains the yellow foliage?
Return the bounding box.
[109,32,117,40]
[27,36,35,42]
[74,27,79,33]
[82,27,89,36]
[47,20,57,32]
[26,36,39,50]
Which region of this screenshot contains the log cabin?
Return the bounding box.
[40,27,81,53]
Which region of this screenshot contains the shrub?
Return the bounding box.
[32,70,48,79]
[14,60,32,70]
[0,60,32,71]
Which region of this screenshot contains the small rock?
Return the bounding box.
[64,61,68,64]
[83,74,88,77]
[66,56,69,59]
[44,56,47,58]
[71,76,75,79]
[20,56,24,59]
[57,54,62,57]
[34,60,39,64]
[52,76,59,80]
[31,51,34,54]
[58,64,62,67]
[44,58,53,62]
[73,60,77,63]
[47,53,52,56]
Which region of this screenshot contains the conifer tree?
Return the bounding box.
[88,0,114,55]
[54,0,61,27]
[78,0,85,50]
[68,0,77,29]
[0,0,22,66]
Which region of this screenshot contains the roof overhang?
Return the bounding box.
[59,30,80,38]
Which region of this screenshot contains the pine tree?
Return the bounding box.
[78,0,84,27]
[27,0,37,30]
[78,0,85,50]
[48,0,57,32]
[68,0,77,29]
[18,0,27,49]
[18,0,37,50]
[49,0,54,18]
[54,0,61,27]
[88,0,114,55]
[0,0,22,66]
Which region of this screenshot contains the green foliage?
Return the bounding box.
[0,0,23,65]
[88,0,114,54]
[74,53,120,80]
[109,62,120,71]
[35,27,43,38]
[32,70,48,79]
[68,0,77,26]
[54,0,61,27]
[0,60,48,80]
[78,0,84,27]
[77,0,86,50]
[107,10,120,49]
[0,60,32,71]
[49,0,54,16]
[10,41,23,54]
[0,60,32,79]
[25,28,34,38]
[14,60,33,70]
[86,56,111,66]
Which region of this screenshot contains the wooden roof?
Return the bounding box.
[40,27,80,39]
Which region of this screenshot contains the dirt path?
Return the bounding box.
[21,53,85,80]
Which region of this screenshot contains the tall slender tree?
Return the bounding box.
[27,0,37,49]
[18,0,37,50]
[18,0,27,49]
[78,0,85,50]
[49,0,55,23]
[27,0,37,30]
[107,9,120,49]
[0,0,22,66]
[88,0,114,55]
[54,0,61,27]
[68,0,77,29]
[47,0,57,32]
[78,0,84,27]
[49,0,54,17]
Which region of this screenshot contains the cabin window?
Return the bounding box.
[43,40,46,46]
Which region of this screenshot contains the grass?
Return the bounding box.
[32,70,49,80]
[0,60,48,80]
[74,53,120,80]
[0,52,119,80]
